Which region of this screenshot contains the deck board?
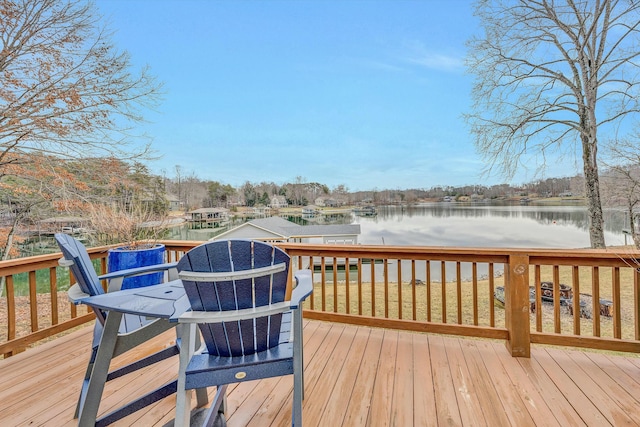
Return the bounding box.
[458,338,511,427]
[318,324,369,427]
[532,348,612,427]
[492,339,558,426]
[412,333,437,427]
[342,327,384,426]
[390,331,413,427]
[570,351,640,424]
[429,335,464,426]
[369,329,398,427]
[1,320,640,426]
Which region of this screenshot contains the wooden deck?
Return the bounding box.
[2,319,640,426]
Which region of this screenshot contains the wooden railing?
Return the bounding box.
[277,243,640,357]
[0,241,199,358]
[2,240,639,358]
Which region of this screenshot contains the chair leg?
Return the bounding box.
[193,329,209,408]
[78,311,123,427]
[74,347,98,418]
[203,385,228,427]
[175,323,196,427]
[292,308,304,426]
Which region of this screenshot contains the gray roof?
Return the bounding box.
[249,217,300,235]
[188,207,229,214]
[287,224,360,237]
[212,217,360,241]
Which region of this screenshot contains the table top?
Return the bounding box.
[79,280,189,321]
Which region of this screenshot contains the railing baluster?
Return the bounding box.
[489,263,495,327]
[441,260,447,323]
[29,271,37,333]
[49,267,58,326]
[635,266,640,341]
[397,260,402,320]
[370,259,376,317]
[472,262,478,326]
[592,266,600,337]
[6,276,15,342]
[613,267,621,339]
[572,266,580,335]
[100,257,108,292]
[412,260,417,321]
[307,256,314,310]
[345,257,350,315]
[456,262,462,324]
[534,265,542,332]
[357,258,363,316]
[383,259,389,318]
[426,260,432,322]
[553,266,560,334]
[321,256,326,312]
[333,257,338,313]
[69,269,78,319]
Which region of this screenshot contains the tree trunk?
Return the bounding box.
[584,167,605,248]
[0,213,21,298]
[582,133,606,248]
[631,207,640,249]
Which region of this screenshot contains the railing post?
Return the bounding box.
[505,254,530,357]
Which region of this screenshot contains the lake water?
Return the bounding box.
[165,202,632,283]
[168,202,630,249]
[355,203,629,248]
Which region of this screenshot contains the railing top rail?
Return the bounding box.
[0,245,114,277]
[0,240,637,276]
[274,242,640,266]
[163,241,640,268]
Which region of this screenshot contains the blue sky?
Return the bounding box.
[95,0,580,191]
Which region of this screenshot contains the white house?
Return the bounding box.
[302,205,320,215]
[211,217,360,244]
[270,195,288,209]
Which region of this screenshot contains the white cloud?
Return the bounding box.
[401,40,464,72]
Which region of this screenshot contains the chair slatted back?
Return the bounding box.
[55,233,104,297]
[176,240,290,357]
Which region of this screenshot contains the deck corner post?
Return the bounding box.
[505,254,531,357]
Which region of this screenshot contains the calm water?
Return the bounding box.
[355,203,628,248]
[168,202,630,249]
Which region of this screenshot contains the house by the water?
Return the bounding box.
[187,207,229,228]
[210,216,360,244]
[36,216,89,236]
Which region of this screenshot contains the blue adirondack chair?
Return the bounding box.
[174,240,313,427]
[55,233,207,425]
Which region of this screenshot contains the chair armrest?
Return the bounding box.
[98,262,178,281]
[67,283,90,304]
[290,269,313,309]
[98,262,178,292]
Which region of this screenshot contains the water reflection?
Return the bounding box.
[355,203,627,248]
[165,202,628,249]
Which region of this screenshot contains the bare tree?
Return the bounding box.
[466,0,640,248]
[0,0,161,163]
[0,0,162,259]
[602,139,640,248]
